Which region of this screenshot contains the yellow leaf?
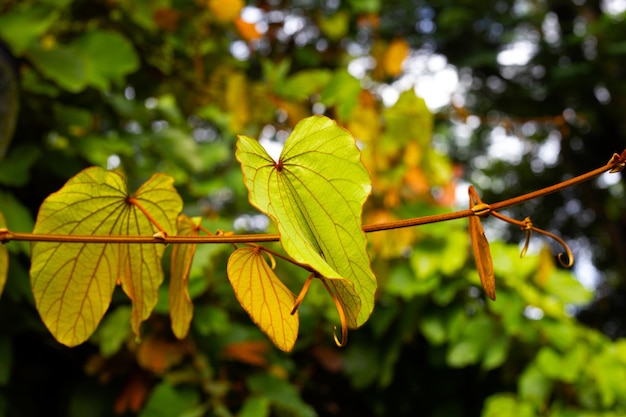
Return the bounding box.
[30,167,182,346]
[169,214,200,339]
[208,0,243,23]
[227,247,299,352]
[383,38,410,77]
[468,186,496,300]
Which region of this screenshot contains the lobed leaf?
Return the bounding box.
[468,186,496,300]
[30,167,182,346]
[0,212,8,298]
[236,115,377,327]
[169,214,200,339]
[227,247,299,352]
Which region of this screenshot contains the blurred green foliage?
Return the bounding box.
[0,0,625,416]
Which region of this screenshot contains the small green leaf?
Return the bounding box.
[30,167,182,346]
[236,115,377,328]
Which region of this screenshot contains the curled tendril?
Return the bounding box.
[531,227,574,268]
[291,273,314,315]
[491,212,574,268]
[320,278,348,347]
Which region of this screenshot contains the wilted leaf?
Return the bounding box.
[30,167,182,346]
[0,212,7,298]
[227,247,299,352]
[236,115,377,328]
[223,340,270,367]
[136,335,189,374]
[468,186,496,300]
[169,214,200,339]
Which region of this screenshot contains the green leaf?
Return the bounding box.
[482,394,535,417]
[0,145,41,187]
[0,4,59,53]
[90,305,132,357]
[139,382,200,417]
[239,396,271,417]
[28,44,87,92]
[519,364,552,407]
[71,30,139,91]
[227,247,299,352]
[0,190,34,255]
[320,71,361,120]
[236,115,377,328]
[30,167,182,346]
[0,212,7,299]
[247,373,317,417]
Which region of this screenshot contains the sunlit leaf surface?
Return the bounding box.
[468,187,496,300]
[0,212,8,298]
[236,115,377,327]
[227,247,299,352]
[169,214,199,339]
[30,167,182,346]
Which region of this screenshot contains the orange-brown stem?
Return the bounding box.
[127,197,168,235]
[1,149,623,245]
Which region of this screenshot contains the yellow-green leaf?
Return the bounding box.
[236,115,377,328]
[0,212,8,299]
[30,167,182,346]
[227,247,299,352]
[468,186,496,300]
[169,214,199,339]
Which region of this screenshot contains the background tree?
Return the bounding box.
[0,1,624,416]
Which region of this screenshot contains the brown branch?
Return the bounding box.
[1,149,623,246]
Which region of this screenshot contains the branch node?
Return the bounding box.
[609,149,626,173]
[0,228,12,244]
[471,203,491,218]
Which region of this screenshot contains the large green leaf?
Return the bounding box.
[30,167,182,346]
[236,115,376,327]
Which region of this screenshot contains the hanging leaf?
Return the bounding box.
[468,186,496,300]
[236,115,377,328]
[227,247,299,352]
[0,211,8,298]
[169,214,200,339]
[30,167,182,346]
